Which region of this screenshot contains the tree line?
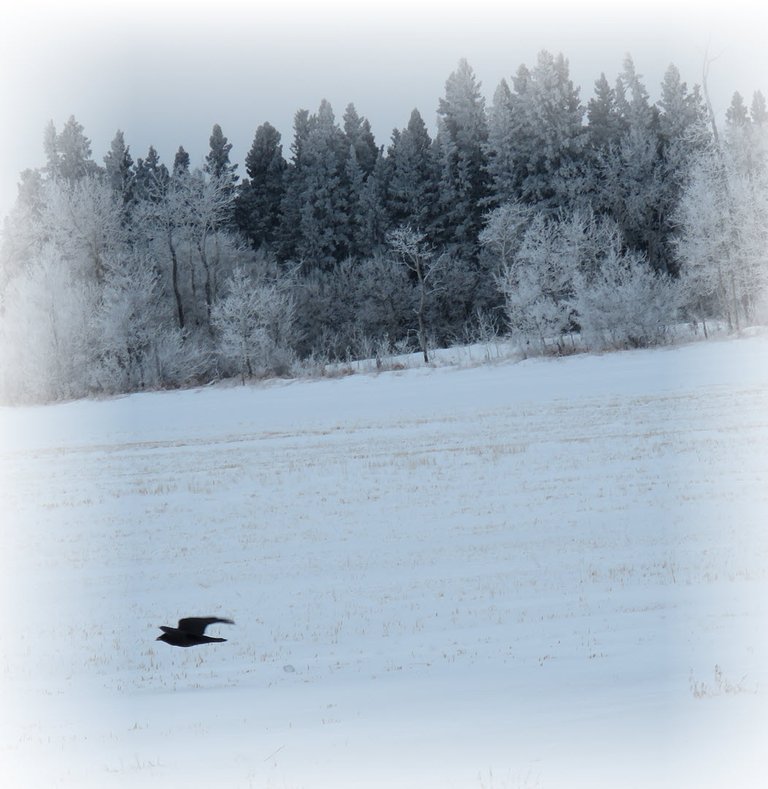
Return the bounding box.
[1,52,766,402]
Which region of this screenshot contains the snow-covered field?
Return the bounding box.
[1,335,767,788]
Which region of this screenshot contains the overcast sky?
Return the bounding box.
[0,0,765,221]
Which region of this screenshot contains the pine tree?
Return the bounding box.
[598,56,669,270]
[173,146,190,177]
[504,51,586,213]
[587,73,626,151]
[43,120,60,178]
[103,130,134,203]
[726,92,749,127]
[486,78,517,202]
[343,103,378,176]
[283,100,350,268]
[386,108,437,231]
[59,116,97,181]
[235,122,287,250]
[42,117,98,182]
[133,146,169,202]
[277,109,314,260]
[204,124,238,182]
[434,59,491,256]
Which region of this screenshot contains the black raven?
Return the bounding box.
[156,617,235,648]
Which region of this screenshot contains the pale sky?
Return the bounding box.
[0,0,765,221]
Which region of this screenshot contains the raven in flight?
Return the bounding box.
[156,617,235,648]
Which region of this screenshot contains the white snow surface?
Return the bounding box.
[1,335,767,788]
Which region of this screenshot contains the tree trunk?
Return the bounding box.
[167,228,185,329]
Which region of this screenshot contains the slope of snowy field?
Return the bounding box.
[1,334,767,788]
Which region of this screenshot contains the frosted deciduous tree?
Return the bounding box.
[39,175,126,283]
[675,143,768,331]
[496,214,576,354]
[572,246,680,349]
[212,267,296,381]
[387,226,444,362]
[479,200,534,272]
[0,244,97,402]
[93,252,182,393]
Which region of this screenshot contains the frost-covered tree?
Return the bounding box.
[103,130,134,204]
[43,116,99,182]
[37,175,126,284]
[133,146,169,203]
[205,124,238,185]
[572,245,680,349]
[486,78,517,202]
[479,200,534,271]
[386,108,437,232]
[0,243,98,402]
[235,122,286,250]
[293,100,350,267]
[587,72,627,152]
[356,150,389,255]
[212,266,295,381]
[93,252,176,392]
[434,59,491,256]
[173,146,190,177]
[496,213,576,354]
[674,139,768,331]
[500,51,586,213]
[597,57,667,269]
[343,103,378,177]
[387,226,445,362]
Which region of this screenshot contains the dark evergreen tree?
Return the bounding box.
[283,100,349,268]
[103,130,134,203]
[726,92,749,127]
[434,59,491,256]
[133,146,169,202]
[486,78,517,202]
[503,51,586,213]
[386,108,437,231]
[277,109,314,261]
[235,122,287,250]
[597,57,667,269]
[204,124,238,183]
[42,116,98,182]
[587,73,626,151]
[173,146,190,177]
[343,103,378,176]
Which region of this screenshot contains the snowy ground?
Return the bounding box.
[1,334,767,788]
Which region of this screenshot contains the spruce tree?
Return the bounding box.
[386,108,437,231]
[235,122,287,250]
[343,103,378,176]
[205,124,238,181]
[103,130,134,203]
[173,146,190,177]
[434,59,491,256]
[501,52,586,214]
[486,78,517,203]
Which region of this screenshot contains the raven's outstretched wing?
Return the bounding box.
[178,617,235,636]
